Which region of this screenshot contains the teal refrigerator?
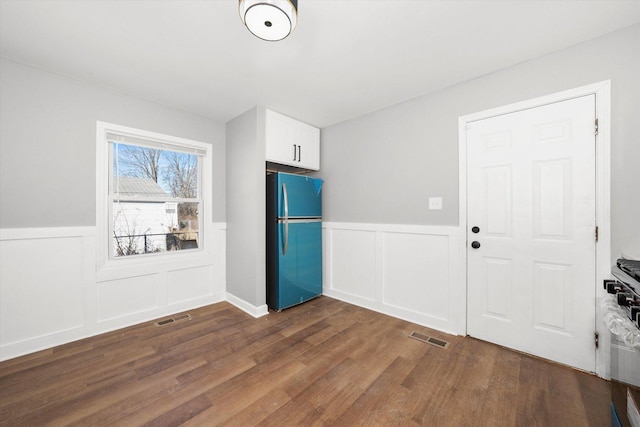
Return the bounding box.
[266,172,323,311]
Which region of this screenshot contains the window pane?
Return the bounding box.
[113,201,200,257]
[112,142,199,199]
[110,140,201,258]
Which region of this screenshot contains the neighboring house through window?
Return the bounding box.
[96,122,211,267]
[112,176,183,256]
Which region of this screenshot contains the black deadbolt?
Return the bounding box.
[471,241,481,249]
[471,226,480,234]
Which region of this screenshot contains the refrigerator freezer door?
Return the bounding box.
[277,173,322,218]
[273,220,322,310]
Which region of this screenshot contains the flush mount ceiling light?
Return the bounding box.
[239,0,298,41]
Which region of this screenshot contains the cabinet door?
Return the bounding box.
[265,110,296,166]
[293,122,320,170]
[265,109,320,170]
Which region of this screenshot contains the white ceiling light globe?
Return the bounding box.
[239,0,298,42]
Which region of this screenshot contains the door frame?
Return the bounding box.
[457,80,611,378]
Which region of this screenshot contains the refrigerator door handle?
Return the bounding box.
[282,182,289,256]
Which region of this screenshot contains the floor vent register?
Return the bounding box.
[154,313,192,327]
[409,331,450,349]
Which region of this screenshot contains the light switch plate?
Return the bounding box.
[429,197,443,210]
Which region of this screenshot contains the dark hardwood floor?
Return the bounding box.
[0,296,609,426]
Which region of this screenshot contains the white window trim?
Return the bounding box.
[96,121,213,276]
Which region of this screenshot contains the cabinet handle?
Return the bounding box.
[298,145,301,162]
[293,144,297,161]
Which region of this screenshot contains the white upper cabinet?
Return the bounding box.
[265,109,320,170]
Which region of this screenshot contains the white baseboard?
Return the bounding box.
[226,293,269,318]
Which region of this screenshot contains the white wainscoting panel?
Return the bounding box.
[0,224,227,361]
[168,265,215,306]
[97,274,160,322]
[0,232,87,344]
[329,229,377,302]
[323,222,462,335]
[382,233,450,322]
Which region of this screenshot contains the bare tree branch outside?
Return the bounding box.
[165,151,196,198]
[116,145,163,183]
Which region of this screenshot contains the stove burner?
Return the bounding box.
[608,259,640,330]
[617,258,640,282]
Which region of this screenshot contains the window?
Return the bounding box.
[97,122,211,264]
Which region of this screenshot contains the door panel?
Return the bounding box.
[534,159,572,239]
[467,94,596,372]
[484,257,512,320]
[484,165,512,236]
[533,261,570,331]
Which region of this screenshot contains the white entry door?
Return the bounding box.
[466,95,597,372]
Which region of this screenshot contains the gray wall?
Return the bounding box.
[0,58,226,228]
[317,24,640,259]
[225,107,266,307]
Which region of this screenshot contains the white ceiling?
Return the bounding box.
[1,0,639,128]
